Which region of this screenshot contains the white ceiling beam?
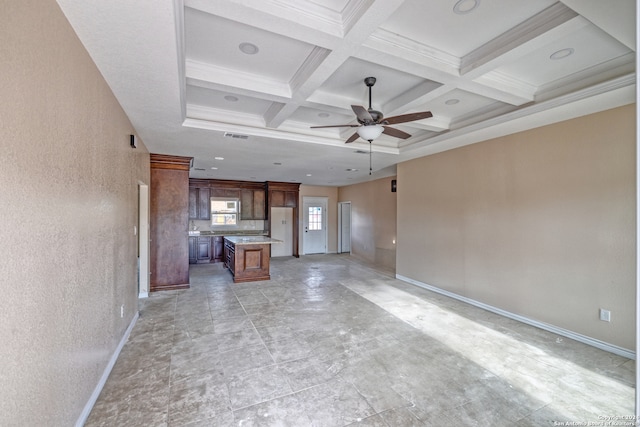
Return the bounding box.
[460,2,578,75]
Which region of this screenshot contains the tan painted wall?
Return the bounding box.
[299,185,339,253]
[397,105,635,350]
[0,1,150,425]
[339,177,398,273]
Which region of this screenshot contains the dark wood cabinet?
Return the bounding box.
[224,240,235,275]
[189,187,210,220]
[197,236,212,263]
[223,238,271,283]
[284,191,297,207]
[188,237,197,264]
[269,190,297,208]
[240,189,266,220]
[213,236,224,262]
[188,235,224,264]
[150,154,192,291]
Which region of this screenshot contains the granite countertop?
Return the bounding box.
[223,236,282,245]
[188,230,267,236]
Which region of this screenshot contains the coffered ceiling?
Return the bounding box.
[56,0,635,186]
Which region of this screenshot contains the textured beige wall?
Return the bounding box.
[299,185,339,253]
[0,1,150,425]
[397,105,635,350]
[339,177,397,272]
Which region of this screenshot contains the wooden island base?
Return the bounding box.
[224,237,280,283]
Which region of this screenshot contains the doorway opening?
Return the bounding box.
[138,183,150,298]
[338,201,351,254]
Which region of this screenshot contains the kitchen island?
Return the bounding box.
[223,236,282,283]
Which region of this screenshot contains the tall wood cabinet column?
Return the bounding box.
[150,154,192,291]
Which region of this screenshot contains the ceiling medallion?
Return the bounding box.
[239,42,259,55]
[453,0,480,15]
[445,99,460,105]
[550,48,574,60]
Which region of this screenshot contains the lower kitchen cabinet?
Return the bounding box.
[197,237,212,263]
[213,236,224,263]
[188,237,197,264]
[189,235,224,264]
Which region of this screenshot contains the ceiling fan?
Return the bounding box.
[311,76,433,144]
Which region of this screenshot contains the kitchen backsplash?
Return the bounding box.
[191,219,266,232]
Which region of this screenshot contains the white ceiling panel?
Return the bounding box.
[185,7,316,82]
[494,19,633,88]
[57,0,636,186]
[381,0,558,57]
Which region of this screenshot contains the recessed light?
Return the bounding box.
[211,167,218,170]
[273,162,282,165]
[346,168,359,172]
[214,157,224,160]
[550,48,574,60]
[453,0,480,14]
[306,174,312,177]
[318,112,330,118]
[239,42,259,55]
[445,99,460,105]
[224,95,238,102]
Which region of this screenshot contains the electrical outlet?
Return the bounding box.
[120,304,124,318]
[599,309,611,322]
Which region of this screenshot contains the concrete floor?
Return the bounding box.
[85,254,634,426]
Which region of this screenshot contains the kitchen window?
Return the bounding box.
[211,198,239,226]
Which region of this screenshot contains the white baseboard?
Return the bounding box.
[396,274,635,360]
[76,311,139,427]
[138,291,149,299]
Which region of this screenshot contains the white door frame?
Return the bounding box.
[338,201,352,254]
[138,183,150,298]
[302,196,328,255]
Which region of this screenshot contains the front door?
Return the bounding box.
[303,197,327,254]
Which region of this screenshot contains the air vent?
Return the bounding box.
[194,168,206,171]
[224,132,249,139]
[354,150,368,154]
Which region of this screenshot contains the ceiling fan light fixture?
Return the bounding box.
[357,124,383,141]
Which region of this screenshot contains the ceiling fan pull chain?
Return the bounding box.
[369,140,372,175]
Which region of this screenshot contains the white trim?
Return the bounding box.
[635,4,640,415]
[138,291,149,299]
[75,312,139,427]
[396,274,635,360]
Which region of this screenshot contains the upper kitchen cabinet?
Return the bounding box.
[241,189,266,220]
[188,186,210,220]
[190,179,266,221]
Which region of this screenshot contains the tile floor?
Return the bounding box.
[85,254,635,426]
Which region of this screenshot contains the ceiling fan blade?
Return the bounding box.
[351,105,373,123]
[383,111,432,125]
[345,132,360,143]
[310,124,360,128]
[382,126,411,139]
